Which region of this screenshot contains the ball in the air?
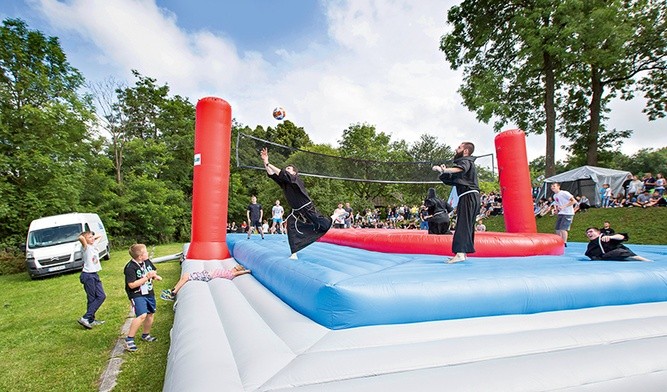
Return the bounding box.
[272,107,286,120]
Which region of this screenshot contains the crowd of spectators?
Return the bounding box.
[227,197,497,234]
[227,173,666,235]
[534,172,666,217]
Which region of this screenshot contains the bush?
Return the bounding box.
[0,249,25,276]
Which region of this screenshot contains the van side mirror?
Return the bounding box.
[19,243,26,253]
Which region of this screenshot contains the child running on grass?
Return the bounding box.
[160,264,251,301]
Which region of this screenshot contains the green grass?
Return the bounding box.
[0,208,665,392]
[483,206,667,244]
[0,244,183,392]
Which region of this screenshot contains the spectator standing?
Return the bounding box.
[332,203,347,229]
[246,196,264,239]
[602,184,613,208]
[622,173,633,198]
[655,173,665,196]
[271,200,284,234]
[642,173,656,193]
[419,205,429,230]
[343,202,354,228]
[551,182,576,246]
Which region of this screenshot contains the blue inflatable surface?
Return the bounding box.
[227,234,667,329]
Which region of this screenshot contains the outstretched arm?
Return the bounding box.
[261,148,281,175]
[432,164,463,174]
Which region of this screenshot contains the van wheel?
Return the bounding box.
[103,246,111,261]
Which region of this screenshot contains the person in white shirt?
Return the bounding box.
[332,203,347,229]
[551,183,576,246]
[77,231,106,329]
[271,200,284,234]
[475,220,486,232]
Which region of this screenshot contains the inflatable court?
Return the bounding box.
[163,98,667,391]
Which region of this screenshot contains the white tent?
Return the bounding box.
[538,165,631,207]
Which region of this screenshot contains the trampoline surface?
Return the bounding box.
[226,233,667,329]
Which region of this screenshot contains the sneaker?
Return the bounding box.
[125,339,137,352]
[91,320,105,326]
[78,317,92,330]
[160,289,175,301]
[141,334,158,342]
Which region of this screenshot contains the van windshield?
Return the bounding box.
[28,224,83,249]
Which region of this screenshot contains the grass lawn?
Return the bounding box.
[0,207,664,392]
[0,244,183,392]
[483,205,667,245]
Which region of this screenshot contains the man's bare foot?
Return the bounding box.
[447,253,467,264]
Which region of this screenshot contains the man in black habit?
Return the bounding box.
[261,147,333,260]
[423,188,453,235]
[432,142,480,264]
[584,227,651,262]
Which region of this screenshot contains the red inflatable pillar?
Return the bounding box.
[187,97,231,260]
[494,129,537,233]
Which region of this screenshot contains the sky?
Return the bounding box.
[1,0,665,164]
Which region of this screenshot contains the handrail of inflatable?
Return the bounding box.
[320,229,564,257]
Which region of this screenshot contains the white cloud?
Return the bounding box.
[31,0,666,165]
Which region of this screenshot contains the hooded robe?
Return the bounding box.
[424,188,453,235]
[268,170,332,254]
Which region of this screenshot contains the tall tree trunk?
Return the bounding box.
[587,67,603,165]
[543,51,557,177]
[113,134,123,184]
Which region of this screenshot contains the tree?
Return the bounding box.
[337,123,403,204]
[265,120,312,150]
[441,1,567,176]
[0,18,98,245]
[441,0,667,174]
[559,0,667,165]
[102,71,194,243]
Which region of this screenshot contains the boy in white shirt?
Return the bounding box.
[77,231,106,329]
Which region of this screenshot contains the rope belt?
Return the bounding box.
[458,190,480,198]
[597,237,606,254]
[286,201,313,235]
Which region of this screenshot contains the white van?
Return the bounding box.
[25,213,110,279]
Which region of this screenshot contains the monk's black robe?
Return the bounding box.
[268,170,332,254]
[585,233,639,261]
[424,195,453,235]
[438,156,480,254]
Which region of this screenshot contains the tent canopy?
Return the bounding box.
[538,165,631,207]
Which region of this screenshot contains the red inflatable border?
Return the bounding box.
[321,229,564,257]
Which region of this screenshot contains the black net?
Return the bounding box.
[236,132,493,184]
